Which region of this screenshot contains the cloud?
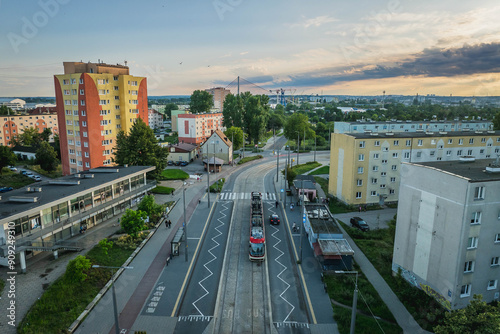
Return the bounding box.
[281,42,500,88]
[290,15,337,29]
[240,51,249,55]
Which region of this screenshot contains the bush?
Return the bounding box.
[114,233,148,250]
[64,255,91,284]
[238,155,263,164]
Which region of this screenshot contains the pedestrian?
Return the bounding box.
[166,256,170,266]
[275,201,278,208]
[359,206,362,212]
[168,220,172,228]
[165,220,168,228]
[172,190,175,196]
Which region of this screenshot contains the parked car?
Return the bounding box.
[8,166,17,171]
[0,186,13,193]
[179,161,189,166]
[270,214,280,225]
[33,176,42,182]
[167,161,174,166]
[350,217,370,232]
[174,161,181,166]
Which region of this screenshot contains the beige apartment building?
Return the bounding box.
[205,87,231,111]
[329,130,500,205]
[0,112,59,146]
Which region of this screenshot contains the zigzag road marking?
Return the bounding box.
[268,205,295,323]
[191,201,229,316]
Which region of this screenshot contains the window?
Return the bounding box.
[393,140,399,146]
[370,191,377,196]
[70,158,76,164]
[97,79,105,85]
[487,280,497,290]
[471,212,482,224]
[84,152,89,158]
[114,86,119,91]
[404,152,410,159]
[406,140,411,146]
[418,139,423,146]
[457,149,463,156]
[392,153,398,158]
[382,159,388,164]
[381,172,387,177]
[72,100,78,105]
[359,141,365,148]
[63,79,69,85]
[459,138,463,145]
[467,237,478,249]
[115,96,120,100]
[358,154,365,161]
[80,89,84,95]
[83,142,88,148]
[83,132,88,138]
[460,284,471,297]
[80,100,85,106]
[66,120,73,125]
[390,177,396,182]
[474,186,485,200]
[69,149,75,154]
[481,138,486,143]
[357,179,363,186]
[113,76,118,81]
[81,110,86,116]
[64,89,70,95]
[448,139,453,144]
[464,261,475,273]
[82,121,87,127]
[99,100,107,105]
[416,151,422,158]
[373,153,379,159]
[71,78,76,84]
[85,162,90,168]
[371,178,378,184]
[469,138,474,144]
[374,140,380,146]
[372,166,378,172]
[491,257,499,266]
[80,78,84,84]
[389,189,395,194]
[380,184,386,189]
[77,160,83,167]
[446,150,451,156]
[357,167,364,174]
[64,100,71,105]
[392,165,397,171]
[382,147,388,152]
[355,192,362,199]
[430,151,435,156]
[72,89,77,95]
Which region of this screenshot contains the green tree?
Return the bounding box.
[0,146,17,174]
[39,128,52,142]
[267,112,285,131]
[243,95,270,144]
[138,195,164,221]
[120,209,147,237]
[36,141,59,172]
[163,103,178,119]
[98,238,113,256]
[64,255,91,283]
[284,113,314,146]
[0,105,12,115]
[282,166,297,189]
[53,134,61,159]
[224,127,244,151]
[189,90,213,113]
[434,295,500,334]
[113,118,169,179]
[222,94,244,128]
[17,127,42,147]
[493,112,500,130]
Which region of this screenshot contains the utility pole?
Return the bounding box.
[297,132,300,166]
[300,179,304,262]
[183,183,188,262]
[207,145,210,208]
[276,148,279,183]
[314,135,317,162]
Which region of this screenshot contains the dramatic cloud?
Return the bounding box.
[283,42,500,88]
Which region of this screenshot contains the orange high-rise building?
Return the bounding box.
[54,61,148,175]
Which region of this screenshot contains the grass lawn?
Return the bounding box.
[0,169,34,188]
[152,186,175,194]
[18,235,146,334]
[210,178,225,192]
[337,219,446,331]
[309,165,330,175]
[29,164,63,178]
[332,305,402,334]
[291,161,321,175]
[160,169,189,180]
[238,155,263,164]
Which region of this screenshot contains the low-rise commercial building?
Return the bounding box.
[393,159,500,310]
[0,166,155,272]
[334,120,493,134]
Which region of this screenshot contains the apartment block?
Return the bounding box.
[54,61,148,175]
[148,108,163,130]
[329,130,500,205]
[334,120,492,134]
[393,159,500,310]
[0,112,59,146]
[177,112,224,145]
[205,87,231,111]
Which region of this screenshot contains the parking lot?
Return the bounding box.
[333,207,397,230]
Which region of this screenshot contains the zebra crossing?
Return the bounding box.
[219,192,277,201]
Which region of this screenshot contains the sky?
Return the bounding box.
[1,0,500,97]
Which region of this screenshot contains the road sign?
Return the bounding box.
[280,189,284,192]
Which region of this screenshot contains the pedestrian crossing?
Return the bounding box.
[219,192,277,201]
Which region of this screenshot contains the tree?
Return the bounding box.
[138,195,165,221]
[284,113,315,146]
[189,90,213,113]
[98,238,113,256]
[224,127,244,151]
[0,105,12,115]
[0,146,16,174]
[39,128,52,142]
[113,118,169,179]
[493,112,500,130]
[64,255,91,283]
[120,209,147,237]
[434,295,500,334]
[36,141,59,172]
[267,112,285,131]
[222,94,244,128]
[163,103,178,119]
[243,95,270,144]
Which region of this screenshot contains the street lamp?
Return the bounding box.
[207,143,210,208]
[284,145,290,207]
[92,265,133,334]
[183,182,188,262]
[335,270,359,334]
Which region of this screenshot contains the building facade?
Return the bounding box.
[2,98,26,110]
[0,166,156,272]
[329,130,500,205]
[177,112,224,145]
[393,159,500,310]
[148,108,163,130]
[200,129,233,164]
[54,61,148,175]
[0,112,59,146]
[334,120,493,134]
[205,87,231,111]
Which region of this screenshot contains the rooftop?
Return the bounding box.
[0,166,155,220]
[305,204,342,234]
[343,119,491,125]
[347,130,499,139]
[407,158,500,182]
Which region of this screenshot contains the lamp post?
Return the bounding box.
[297,132,300,166]
[92,265,133,334]
[207,144,210,208]
[285,145,289,207]
[314,135,317,162]
[335,270,359,334]
[299,179,304,262]
[183,182,188,262]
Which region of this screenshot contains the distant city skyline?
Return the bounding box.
[1,0,500,97]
